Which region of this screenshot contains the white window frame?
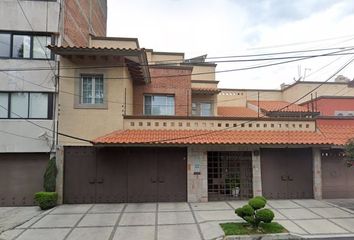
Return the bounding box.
[80,74,104,105]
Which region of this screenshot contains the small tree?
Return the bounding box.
[43,157,57,192]
[345,138,354,167]
[235,196,274,229]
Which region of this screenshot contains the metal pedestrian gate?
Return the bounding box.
[64,146,187,203]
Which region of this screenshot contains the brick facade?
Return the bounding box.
[63,0,107,46]
[133,67,192,116]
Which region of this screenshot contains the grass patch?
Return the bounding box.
[220,222,287,236]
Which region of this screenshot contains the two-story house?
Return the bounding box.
[0,0,107,206]
[49,36,354,205]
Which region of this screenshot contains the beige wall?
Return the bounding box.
[90,39,138,49]
[150,53,184,63]
[282,83,354,104]
[58,57,133,145]
[218,90,282,107]
[191,65,215,81]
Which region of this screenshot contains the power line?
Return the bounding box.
[1,46,354,72]
[57,47,354,80]
[139,56,354,144]
[0,103,93,144]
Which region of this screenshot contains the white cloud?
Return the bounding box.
[107,0,354,89]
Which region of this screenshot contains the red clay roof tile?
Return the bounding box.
[248,100,308,112]
[94,129,331,145]
[317,119,354,145]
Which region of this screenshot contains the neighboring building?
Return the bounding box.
[0,0,107,206]
[50,35,354,205]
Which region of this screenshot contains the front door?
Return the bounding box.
[261,148,313,199]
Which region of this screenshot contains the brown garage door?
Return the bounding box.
[261,148,313,199]
[0,153,48,206]
[322,150,354,198]
[64,147,187,203]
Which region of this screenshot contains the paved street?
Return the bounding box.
[1,200,354,240]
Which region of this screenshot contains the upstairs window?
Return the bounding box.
[192,102,213,116]
[0,92,52,119]
[0,32,53,59]
[0,33,11,57]
[80,75,104,104]
[144,95,175,116]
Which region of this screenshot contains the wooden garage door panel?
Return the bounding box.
[0,153,48,206]
[127,148,158,202]
[64,147,96,204]
[157,148,187,202]
[322,150,354,198]
[261,148,313,199]
[96,148,128,203]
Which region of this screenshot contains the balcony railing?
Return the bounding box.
[123,116,316,132]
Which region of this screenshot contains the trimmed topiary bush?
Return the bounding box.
[248,197,266,210]
[34,192,58,210]
[254,196,267,203]
[44,157,57,192]
[255,209,274,223]
[235,196,275,229]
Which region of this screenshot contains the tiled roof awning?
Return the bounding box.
[94,129,331,146]
[48,45,151,83]
[191,87,221,95]
[317,119,354,145]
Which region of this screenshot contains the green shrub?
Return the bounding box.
[235,204,254,218]
[34,192,58,210]
[248,197,266,210]
[44,157,57,192]
[234,196,275,229]
[254,196,267,203]
[256,209,274,223]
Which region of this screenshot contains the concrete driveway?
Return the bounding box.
[1,200,354,240]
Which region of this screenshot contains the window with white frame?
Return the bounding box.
[192,102,213,116]
[80,75,104,104]
[144,95,175,115]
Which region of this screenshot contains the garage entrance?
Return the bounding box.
[322,150,354,198]
[207,151,253,201]
[64,147,187,203]
[261,148,313,199]
[0,153,48,206]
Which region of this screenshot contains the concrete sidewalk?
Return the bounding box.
[1,199,354,240]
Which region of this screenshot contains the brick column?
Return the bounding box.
[187,146,208,202]
[55,146,64,204]
[252,149,263,197]
[313,147,322,199]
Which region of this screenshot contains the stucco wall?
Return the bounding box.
[0,120,53,152]
[282,82,354,104]
[0,0,60,33]
[218,90,282,107]
[58,57,132,145]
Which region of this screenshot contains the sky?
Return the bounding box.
[107,0,354,89]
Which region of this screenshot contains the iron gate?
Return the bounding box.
[207,151,253,201]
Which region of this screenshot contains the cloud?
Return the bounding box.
[107,0,354,89]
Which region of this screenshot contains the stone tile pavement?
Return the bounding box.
[1,200,354,239]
